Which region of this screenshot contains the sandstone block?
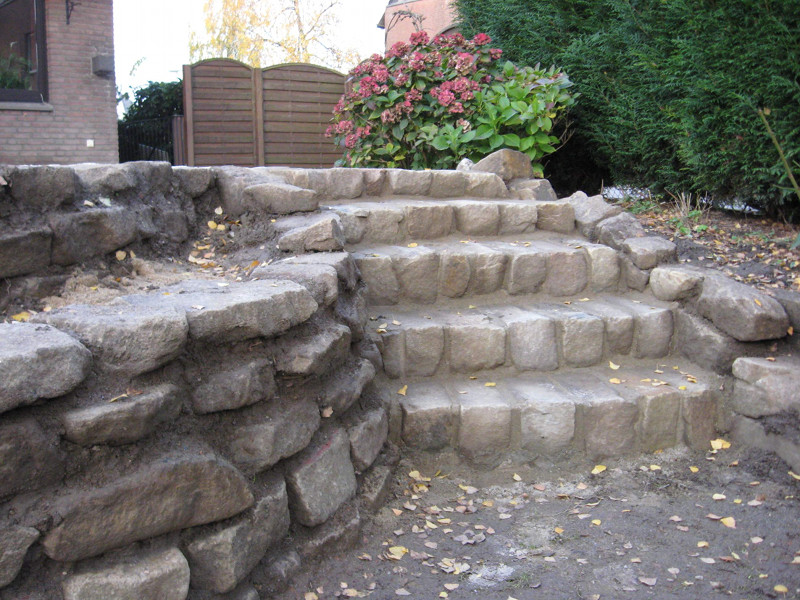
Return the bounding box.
[463,172,508,197]
[579,301,634,355]
[508,178,557,201]
[392,245,440,303]
[242,182,318,215]
[611,300,673,358]
[297,503,361,559]
[510,380,575,453]
[583,243,621,292]
[63,384,183,446]
[361,168,387,196]
[682,389,718,450]
[503,247,547,295]
[173,166,214,197]
[533,201,574,233]
[33,302,188,378]
[0,526,39,588]
[498,202,538,234]
[347,408,389,471]
[252,262,338,306]
[62,548,190,600]
[363,205,404,243]
[385,169,432,195]
[649,266,703,301]
[622,236,677,270]
[274,321,351,376]
[634,387,681,452]
[565,377,637,458]
[472,149,532,182]
[73,163,137,195]
[286,251,359,291]
[335,289,368,342]
[458,385,512,464]
[438,250,471,298]
[542,244,588,296]
[191,360,275,414]
[8,165,76,210]
[446,318,506,372]
[327,168,365,199]
[450,200,500,235]
[404,203,454,239]
[227,398,320,472]
[185,477,289,593]
[0,227,52,278]
[400,383,455,450]
[463,244,508,295]
[312,358,376,415]
[556,311,604,367]
[566,192,622,238]
[0,322,91,414]
[429,170,469,198]
[48,207,139,265]
[123,279,317,343]
[504,310,558,371]
[331,205,367,244]
[697,274,789,341]
[674,309,753,373]
[404,322,445,376]
[277,214,345,253]
[285,428,357,527]
[355,253,399,305]
[595,212,646,249]
[620,255,650,291]
[42,452,254,562]
[732,357,800,418]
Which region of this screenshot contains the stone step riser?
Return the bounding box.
[375,303,674,378]
[395,374,718,464]
[328,199,574,245]
[355,241,622,305]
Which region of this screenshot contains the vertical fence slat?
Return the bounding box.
[183,64,195,166]
[254,68,265,166]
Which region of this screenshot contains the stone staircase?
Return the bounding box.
[296,174,725,467]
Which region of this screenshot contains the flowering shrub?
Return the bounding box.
[326,32,576,175]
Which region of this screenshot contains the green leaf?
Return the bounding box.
[489,133,505,150]
[519,136,535,151]
[473,124,494,140]
[431,136,451,151]
[461,130,477,143]
[503,61,515,77]
[503,133,521,148]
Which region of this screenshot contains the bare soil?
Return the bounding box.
[277,445,800,600]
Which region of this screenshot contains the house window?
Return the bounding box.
[0,0,47,102]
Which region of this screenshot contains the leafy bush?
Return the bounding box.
[120,80,183,123]
[455,0,800,219]
[327,32,575,174]
[0,52,31,90]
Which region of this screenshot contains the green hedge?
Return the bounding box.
[455,0,800,218]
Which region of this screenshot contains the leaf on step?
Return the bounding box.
[609,378,622,384]
[397,385,408,396]
[609,361,620,370]
[720,517,736,529]
[710,438,731,450]
[591,465,607,475]
[485,382,496,387]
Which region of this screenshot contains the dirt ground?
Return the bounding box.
[277,445,800,600]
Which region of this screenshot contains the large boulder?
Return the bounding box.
[472,149,533,183]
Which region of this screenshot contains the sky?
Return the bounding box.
[113,0,386,97]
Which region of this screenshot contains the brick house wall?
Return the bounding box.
[379,0,457,51]
[0,0,118,164]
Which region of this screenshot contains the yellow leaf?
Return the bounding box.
[650,465,661,471]
[591,465,607,475]
[440,593,448,599]
[485,382,496,387]
[791,556,800,564]
[774,585,788,593]
[321,406,333,418]
[554,526,564,534]
[679,385,687,390]
[444,583,459,591]
[754,298,762,306]
[712,493,726,501]
[468,305,477,309]
[710,438,731,450]
[207,220,218,229]
[579,297,590,302]
[408,242,418,248]
[720,517,736,529]
[697,541,709,548]
[305,594,319,600]
[11,311,31,322]
[591,519,601,526]
[387,546,408,559]
[789,471,800,480]
[513,473,522,481]
[689,466,699,473]
[397,385,408,396]
[609,361,620,370]
[609,378,622,384]
[788,326,794,336]
[214,206,223,215]
[115,250,127,261]
[217,223,226,231]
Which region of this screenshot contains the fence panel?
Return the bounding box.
[182,59,344,168]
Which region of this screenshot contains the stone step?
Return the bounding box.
[370,296,674,378]
[388,361,719,464]
[324,197,575,244]
[353,239,622,305]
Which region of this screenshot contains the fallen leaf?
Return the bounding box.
[358,553,371,561]
[458,484,478,494]
[554,527,564,534]
[650,465,661,471]
[305,593,318,600]
[207,220,218,230]
[712,493,726,501]
[115,250,127,261]
[214,206,223,215]
[609,361,620,370]
[591,465,607,475]
[11,311,31,322]
[789,471,800,480]
[499,513,512,520]
[513,473,522,481]
[395,588,411,596]
[397,385,408,396]
[485,382,496,387]
[639,577,657,587]
[407,242,418,248]
[710,438,731,450]
[444,583,459,591]
[669,515,682,522]
[706,514,722,521]
[697,541,710,548]
[774,584,788,594]
[700,557,716,564]
[386,546,408,560]
[591,519,601,526]
[720,517,736,529]
[321,406,333,418]
[750,536,763,544]
[391,508,403,516]
[609,377,622,384]
[689,466,700,473]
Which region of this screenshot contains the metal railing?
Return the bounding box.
[118,116,186,164]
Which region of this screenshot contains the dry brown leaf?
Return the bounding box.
[639,577,657,587]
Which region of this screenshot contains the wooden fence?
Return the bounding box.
[182,59,345,168]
